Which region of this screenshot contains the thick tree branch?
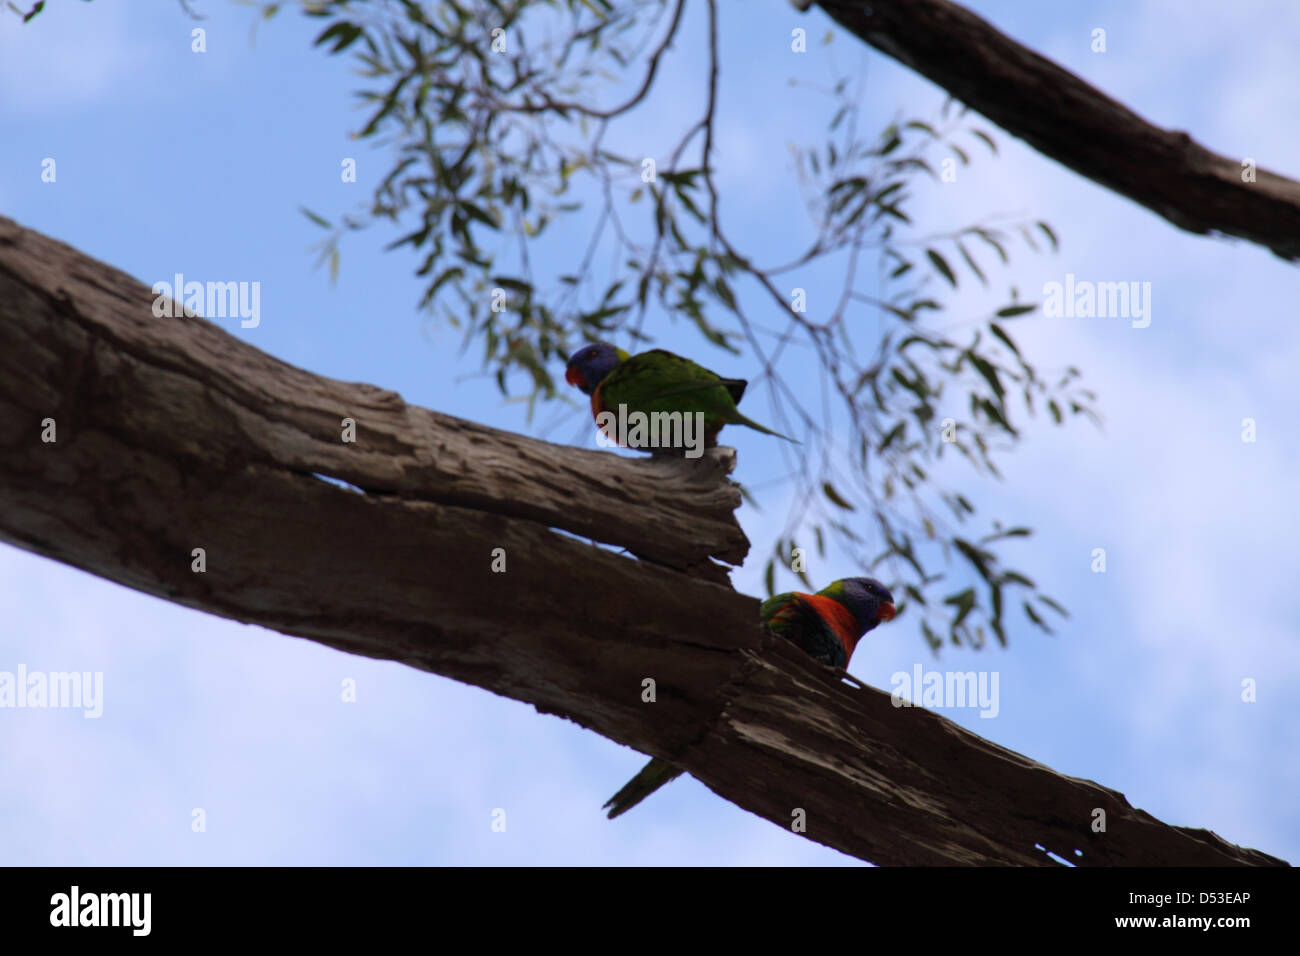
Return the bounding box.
[0,217,1284,865]
[811,0,1300,262]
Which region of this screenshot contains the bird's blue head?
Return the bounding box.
[565,342,626,396]
[827,577,897,635]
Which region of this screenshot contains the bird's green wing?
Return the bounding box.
[761,591,844,666]
[647,375,748,405]
[759,591,800,629]
[603,349,796,441]
[601,349,742,418]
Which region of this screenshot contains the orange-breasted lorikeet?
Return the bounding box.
[603,577,896,819]
[565,342,796,447]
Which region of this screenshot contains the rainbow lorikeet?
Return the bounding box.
[603,577,896,819]
[564,343,796,448]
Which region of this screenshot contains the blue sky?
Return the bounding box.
[1,0,1296,865]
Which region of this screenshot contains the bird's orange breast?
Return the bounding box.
[801,594,861,659]
[590,384,621,444]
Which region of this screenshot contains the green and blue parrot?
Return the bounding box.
[603,576,896,819]
[565,342,796,447]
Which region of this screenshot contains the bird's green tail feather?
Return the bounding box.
[603,757,684,819]
[733,412,799,443]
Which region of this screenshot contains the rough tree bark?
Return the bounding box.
[803,0,1300,262]
[0,216,1285,865]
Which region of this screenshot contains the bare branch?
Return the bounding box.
[812,0,1300,261]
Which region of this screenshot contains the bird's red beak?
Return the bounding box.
[565,366,583,388]
[878,602,896,622]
